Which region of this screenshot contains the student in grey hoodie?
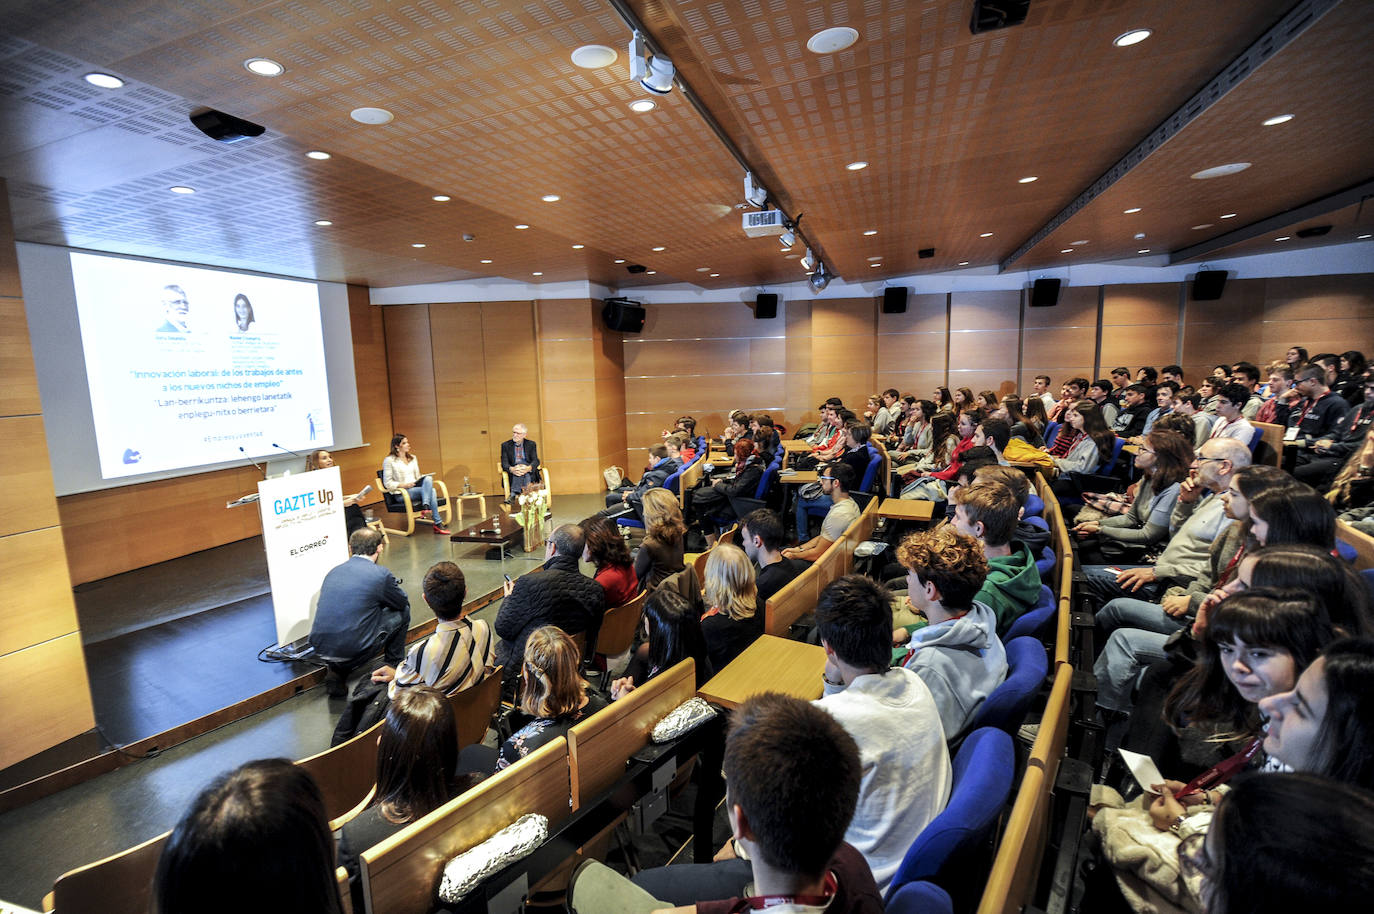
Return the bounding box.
[891,526,1008,741]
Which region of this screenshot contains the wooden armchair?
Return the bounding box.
[501,467,552,510]
[375,470,451,536]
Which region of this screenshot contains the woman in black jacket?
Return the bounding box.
[691,439,763,545]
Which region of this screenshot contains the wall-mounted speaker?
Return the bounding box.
[755,293,779,319]
[881,286,908,314]
[1192,270,1228,301]
[1030,277,1061,307]
[601,298,645,333]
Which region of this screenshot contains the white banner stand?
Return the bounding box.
[256,466,348,646]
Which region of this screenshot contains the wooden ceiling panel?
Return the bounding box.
[0,0,1363,291]
[1015,0,1374,270]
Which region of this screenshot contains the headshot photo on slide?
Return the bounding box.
[233,293,255,332]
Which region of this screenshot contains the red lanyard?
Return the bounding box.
[1296,393,1327,427]
[1178,737,1263,797]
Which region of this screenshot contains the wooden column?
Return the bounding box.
[0,178,97,769]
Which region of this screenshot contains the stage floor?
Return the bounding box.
[0,493,607,910]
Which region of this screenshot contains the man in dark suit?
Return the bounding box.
[309,527,410,696]
[500,423,540,503]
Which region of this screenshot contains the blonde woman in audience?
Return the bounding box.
[635,486,687,591]
[497,626,605,770]
[699,543,764,672]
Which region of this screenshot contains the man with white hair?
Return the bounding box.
[499,423,540,503]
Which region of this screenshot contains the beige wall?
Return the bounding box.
[0,178,97,769]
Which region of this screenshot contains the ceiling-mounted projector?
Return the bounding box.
[743,209,787,237]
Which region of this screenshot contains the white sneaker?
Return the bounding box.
[1018,723,1040,743]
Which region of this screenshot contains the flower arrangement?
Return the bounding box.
[515,485,549,552]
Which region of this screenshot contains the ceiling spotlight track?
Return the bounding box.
[999,0,1341,272]
[604,0,834,284]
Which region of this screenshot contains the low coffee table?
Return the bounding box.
[449,513,524,570]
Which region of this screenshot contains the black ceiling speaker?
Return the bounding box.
[970,1,1031,34]
[755,293,778,319]
[1295,224,1332,238]
[189,108,266,143]
[918,248,935,259]
[882,286,908,314]
[1030,277,1061,307]
[1192,270,1228,301]
[625,264,647,274]
[601,298,645,333]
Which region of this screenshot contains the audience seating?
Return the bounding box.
[42,830,169,914]
[965,637,1051,741]
[448,667,504,750]
[885,728,1016,907]
[1023,492,1044,518]
[888,881,954,914]
[296,718,383,829]
[1337,520,1374,568]
[1004,585,1057,643]
[1043,421,1060,448]
[1251,420,1286,467]
[589,592,648,687]
[762,495,878,635]
[359,737,573,914]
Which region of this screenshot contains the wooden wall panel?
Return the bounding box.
[0,526,80,657]
[950,290,1020,330]
[0,634,96,770]
[429,303,493,493]
[883,371,950,402]
[1,414,61,537]
[1020,285,1099,393]
[1,174,96,765]
[336,284,397,501]
[537,299,623,494]
[640,301,778,339]
[1180,279,1266,382]
[1263,274,1374,320]
[948,329,1020,370]
[1101,283,1182,379]
[0,298,41,417]
[383,304,441,464]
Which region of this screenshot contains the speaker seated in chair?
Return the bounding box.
[379,434,450,535]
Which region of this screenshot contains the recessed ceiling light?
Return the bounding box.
[696,267,711,272]
[350,106,394,125]
[1134,232,1147,240]
[432,194,451,202]
[168,185,195,194]
[1123,207,1142,214]
[1191,162,1251,180]
[411,243,426,248]
[1275,236,1291,242]
[866,256,882,261]
[480,258,493,264]
[1220,212,1237,219]
[651,245,666,251]
[306,150,331,160]
[541,194,561,203]
[1018,176,1038,184]
[709,272,720,277]
[570,44,618,69]
[863,229,878,236]
[1359,234,1373,240]
[646,270,657,275]
[1192,224,1214,230]
[785,254,799,260]
[84,72,125,89]
[571,244,585,250]
[845,161,868,171]
[1113,29,1152,47]
[807,26,859,54]
[1071,239,1089,245]
[614,258,626,264]
[314,219,332,226]
[1060,248,1074,254]
[532,272,543,276]
[869,263,882,267]
[629,99,657,113]
[1137,249,1151,254]
[514,224,530,230]
[244,57,284,76]
[958,261,970,266]
[979,232,994,238]
[1262,114,1294,126]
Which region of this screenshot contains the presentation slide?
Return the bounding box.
[70,251,334,480]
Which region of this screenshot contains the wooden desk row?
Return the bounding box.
[763,495,881,637]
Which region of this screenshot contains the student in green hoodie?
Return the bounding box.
[950,479,1043,637]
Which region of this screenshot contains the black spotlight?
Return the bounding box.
[1295,225,1333,238]
[189,108,266,143]
[970,1,1031,34]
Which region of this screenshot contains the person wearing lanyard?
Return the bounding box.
[1286,365,1347,445]
[1206,383,1256,443]
[1294,378,1374,487]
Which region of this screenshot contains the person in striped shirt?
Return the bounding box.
[372,561,496,698]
